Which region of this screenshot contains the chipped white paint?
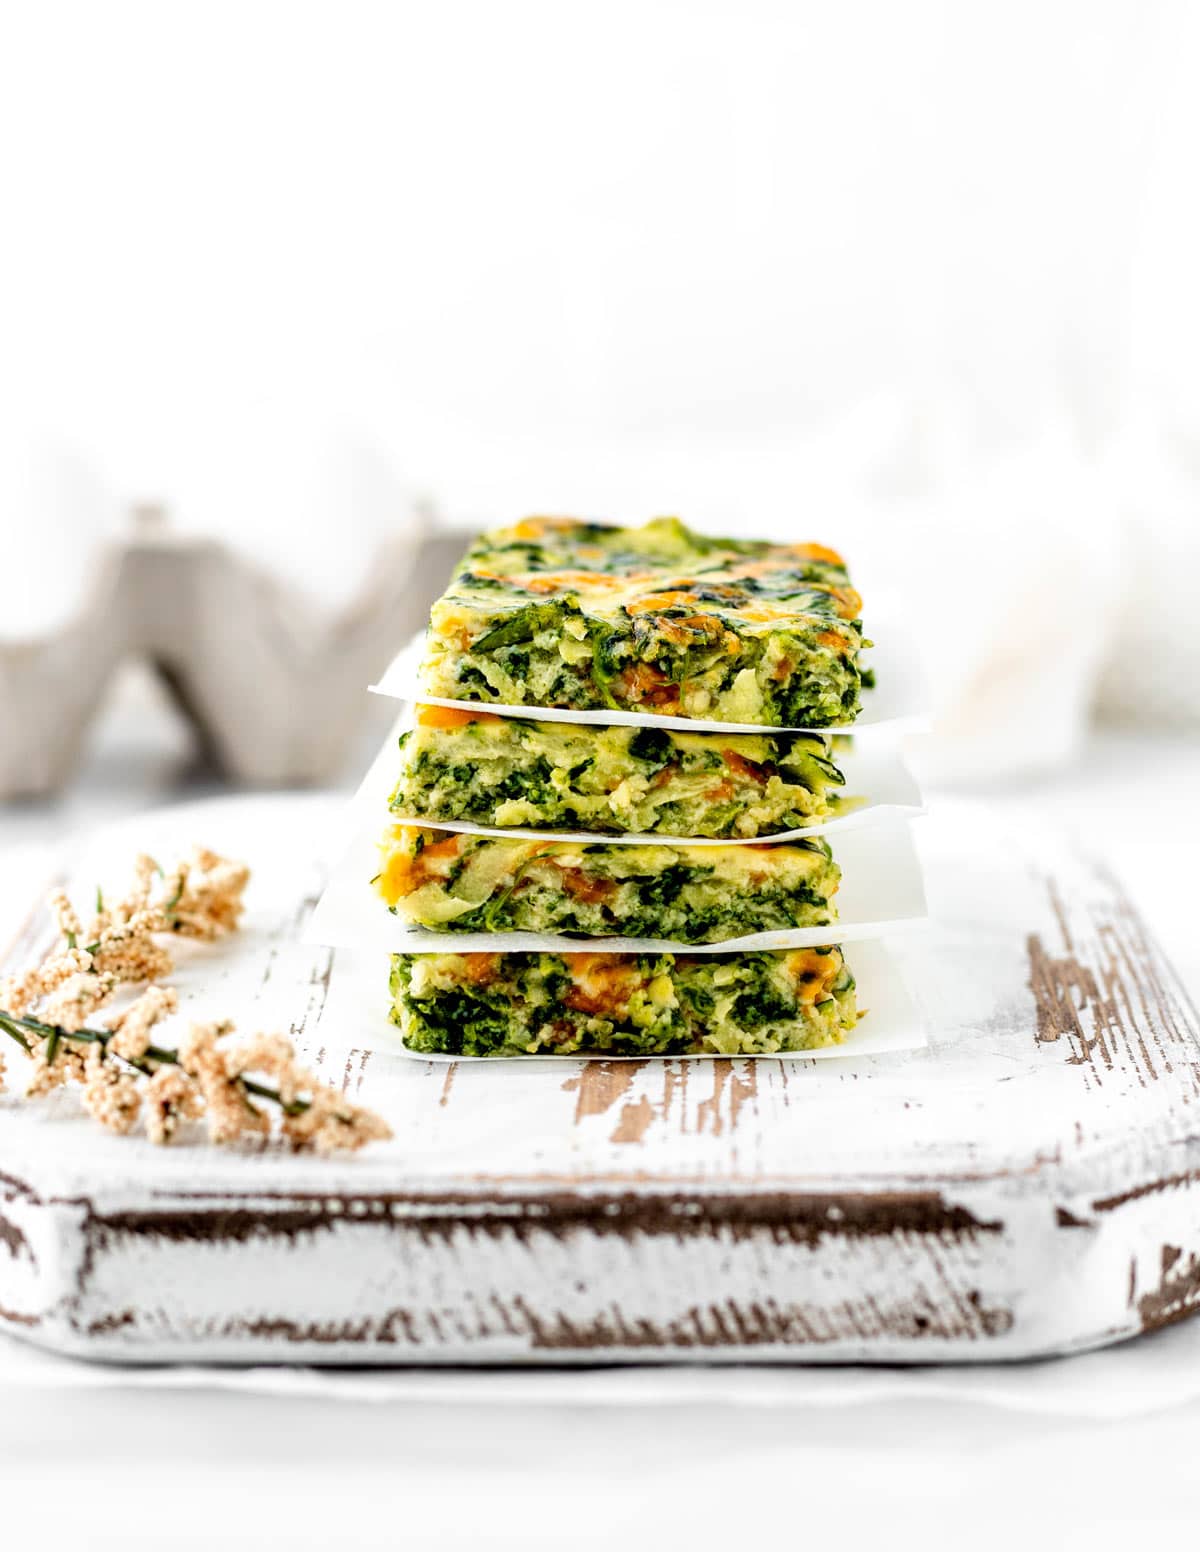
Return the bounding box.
[1,796,1199,1365]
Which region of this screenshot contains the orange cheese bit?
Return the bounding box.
[738,604,804,623]
[653,615,726,650]
[429,604,474,651]
[785,542,846,566]
[502,570,624,594]
[625,590,705,615]
[784,948,840,1004]
[457,952,502,986]
[416,703,503,730]
[378,846,414,905]
[562,953,644,1015]
[553,864,618,905]
[721,749,767,782]
[510,516,583,540]
[610,662,679,710]
[825,584,863,620]
[377,826,465,904]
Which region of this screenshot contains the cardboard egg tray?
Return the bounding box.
[0,512,470,797]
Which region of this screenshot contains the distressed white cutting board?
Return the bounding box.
[1,794,1198,1366]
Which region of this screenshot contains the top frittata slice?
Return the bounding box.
[419,516,867,727]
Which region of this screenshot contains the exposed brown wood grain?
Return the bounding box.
[0,1304,39,1328]
[610,1095,655,1144]
[1137,1243,1200,1333]
[0,1213,33,1264]
[696,1060,757,1137]
[1,1177,1001,1250]
[1027,864,1199,1103]
[500,1289,1014,1351]
[560,1059,763,1146]
[340,1048,370,1096]
[562,1061,637,1122]
[58,1286,1015,1352]
[1027,932,1111,1063]
[291,943,335,1045]
[15,1178,1013,1353]
[1094,1173,1200,1213]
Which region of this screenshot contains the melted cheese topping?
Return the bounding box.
[415,704,503,729]
[441,517,861,627]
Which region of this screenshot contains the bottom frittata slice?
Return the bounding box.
[375,825,840,943]
[389,946,858,1057]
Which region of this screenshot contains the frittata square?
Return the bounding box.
[374,825,840,944]
[419,515,866,727]
[390,946,858,1056]
[390,704,848,838]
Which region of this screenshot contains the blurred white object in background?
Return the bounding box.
[1096,420,1200,729]
[0,0,1196,795]
[0,440,119,640]
[855,406,1124,786]
[0,441,129,797]
[162,417,437,617]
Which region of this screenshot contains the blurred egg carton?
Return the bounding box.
[0,504,467,799]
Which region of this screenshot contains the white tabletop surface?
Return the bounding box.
[2,689,1199,1548]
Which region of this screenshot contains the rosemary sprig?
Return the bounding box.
[0,845,391,1152]
[0,1009,311,1118]
[0,1014,30,1052]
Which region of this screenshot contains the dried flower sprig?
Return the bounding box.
[0,849,391,1154]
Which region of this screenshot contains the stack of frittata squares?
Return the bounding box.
[378,515,883,1059]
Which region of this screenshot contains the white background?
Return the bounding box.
[5,0,1199,510]
[3,4,1200,1545]
[3,0,1200,776]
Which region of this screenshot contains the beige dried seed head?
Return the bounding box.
[82,1047,142,1136]
[107,985,179,1062]
[25,1039,89,1098]
[129,854,159,910]
[48,888,83,945]
[144,1066,204,1145]
[202,1074,270,1145]
[41,971,118,1033]
[3,845,389,1156]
